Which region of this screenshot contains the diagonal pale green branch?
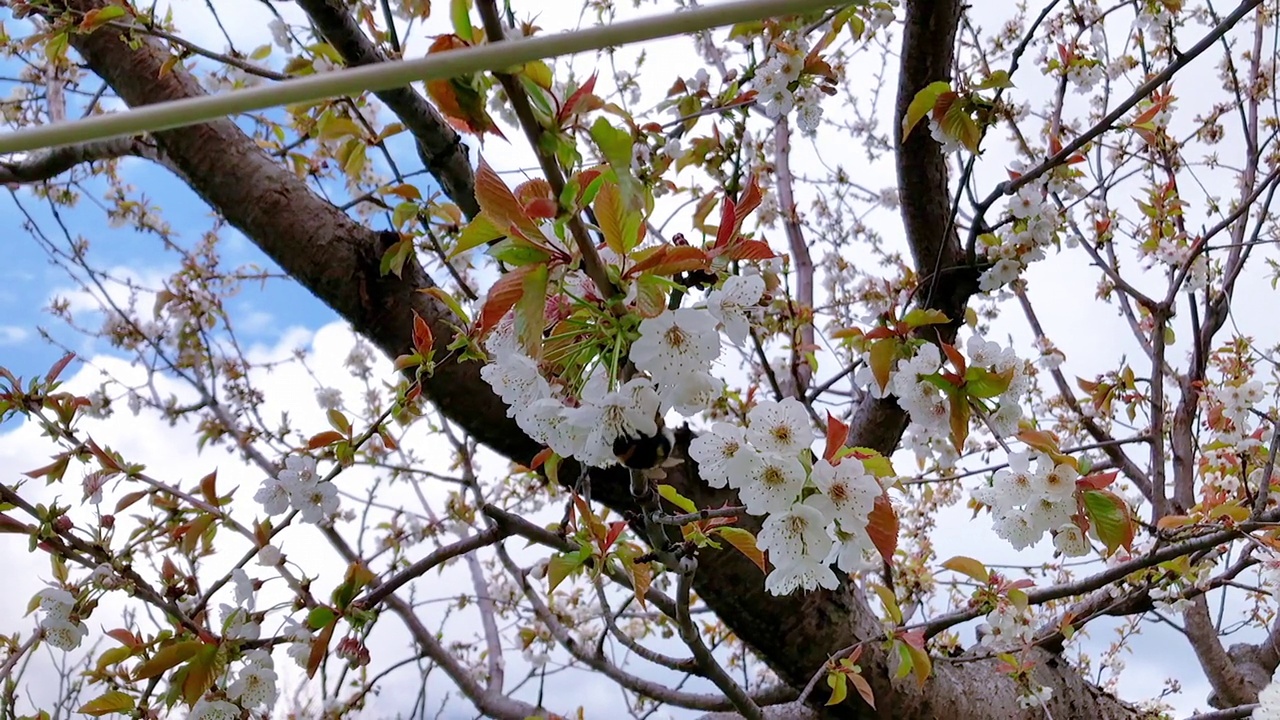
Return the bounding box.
[0,0,849,154]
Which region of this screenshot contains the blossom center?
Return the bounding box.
[663,325,689,350]
[829,482,849,503]
[762,466,787,487]
[770,425,793,445]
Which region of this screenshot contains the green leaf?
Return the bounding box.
[79,5,127,30]
[656,484,697,514]
[451,213,504,258]
[78,691,134,716]
[422,287,470,326]
[450,0,474,43]
[901,81,951,141]
[95,646,134,673]
[871,584,902,625]
[132,640,202,681]
[973,69,1014,90]
[181,645,221,706]
[893,640,914,679]
[826,670,848,706]
[901,308,949,328]
[487,238,552,267]
[590,118,634,176]
[307,606,337,630]
[1082,489,1134,555]
[964,366,1015,399]
[547,550,588,592]
[391,202,419,231]
[940,555,989,583]
[717,527,765,573]
[632,275,669,318]
[941,104,982,153]
[904,642,932,686]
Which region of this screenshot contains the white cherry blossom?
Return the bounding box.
[706,274,765,345]
[565,378,660,467]
[808,458,880,530]
[757,502,832,567]
[688,423,763,489]
[746,398,814,457]
[738,453,806,515]
[629,308,721,385]
[661,370,722,417]
[480,351,551,415]
[1053,523,1090,557]
[765,555,839,595]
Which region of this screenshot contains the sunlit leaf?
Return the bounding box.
[718,527,766,573]
[78,691,134,716]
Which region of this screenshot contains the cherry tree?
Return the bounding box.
[2,0,1280,718]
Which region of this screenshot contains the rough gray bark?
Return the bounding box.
[50,0,1144,716]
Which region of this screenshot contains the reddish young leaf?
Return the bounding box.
[604,521,627,552]
[106,629,141,650]
[529,447,553,470]
[732,175,763,229]
[476,264,538,339]
[627,245,710,277]
[940,342,966,375]
[719,239,777,261]
[306,621,337,679]
[307,431,346,450]
[557,73,600,125]
[713,193,737,249]
[1077,470,1119,491]
[824,412,849,463]
[474,158,544,242]
[866,493,898,564]
[594,181,626,255]
[198,470,218,505]
[45,352,76,385]
[849,672,876,709]
[524,197,558,219]
[412,311,434,357]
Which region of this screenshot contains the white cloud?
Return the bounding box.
[0,325,29,344]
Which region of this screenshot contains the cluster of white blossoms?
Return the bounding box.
[1204,380,1265,448]
[34,587,87,651]
[888,336,1029,466]
[977,159,1082,291]
[752,40,824,133]
[979,600,1034,649]
[481,274,766,469]
[1196,380,1266,496]
[1133,1,1175,47]
[691,397,884,595]
[226,649,279,711]
[971,450,1087,555]
[254,455,340,524]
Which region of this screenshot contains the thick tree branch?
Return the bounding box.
[1185,596,1260,708]
[0,136,156,184]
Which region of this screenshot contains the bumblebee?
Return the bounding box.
[612,426,675,470]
